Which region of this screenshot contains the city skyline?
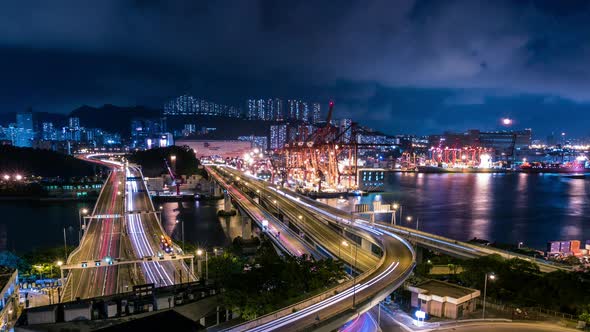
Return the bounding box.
[0,1,590,136]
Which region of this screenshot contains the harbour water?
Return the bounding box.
[2,172,589,252]
[320,172,590,248]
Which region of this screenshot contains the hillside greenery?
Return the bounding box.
[0,146,105,178]
[127,146,205,178]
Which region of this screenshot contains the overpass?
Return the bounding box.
[62,155,194,302]
[247,176,571,273]
[373,223,571,273]
[206,166,416,331]
[208,168,322,259]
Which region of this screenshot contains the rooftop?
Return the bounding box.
[413,279,478,299]
[0,266,17,292]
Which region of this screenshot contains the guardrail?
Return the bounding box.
[216,168,416,331]
[223,241,388,331]
[377,223,571,272]
[208,169,299,257]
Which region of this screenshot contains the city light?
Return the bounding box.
[502,118,512,126]
[15,174,22,181]
[2,174,9,180]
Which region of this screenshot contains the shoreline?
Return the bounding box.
[0,196,98,202]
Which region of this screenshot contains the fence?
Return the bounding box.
[476,298,577,321]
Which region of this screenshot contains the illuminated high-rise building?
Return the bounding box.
[15,112,34,147]
[270,124,287,149]
[312,102,321,124]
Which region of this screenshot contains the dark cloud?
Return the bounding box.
[0,0,589,135]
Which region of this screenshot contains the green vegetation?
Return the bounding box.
[423,254,590,316]
[209,239,345,320]
[0,145,105,177]
[128,146,206,178]
[0,246,74,279]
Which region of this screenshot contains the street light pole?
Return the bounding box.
[352,243,358,308]
[176,219,184,252]
[63,227,67,260]
[78,208,88,244]
[482,272,496,319]
[391,203,399,226]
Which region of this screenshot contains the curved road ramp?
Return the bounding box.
[208,166,416,332]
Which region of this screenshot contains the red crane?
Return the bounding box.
[163,158,181,195]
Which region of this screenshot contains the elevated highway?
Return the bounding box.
[242,175,570,273]
[63,158,130,301]
[207,166,416,331]
[208,167,322,259]
[62,155,194,302]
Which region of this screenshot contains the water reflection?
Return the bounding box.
[322,172,590,249]
[4,173,590,252]
[159,199,243,248]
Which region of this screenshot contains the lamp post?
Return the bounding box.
[273,199,280,217]
[197,249,208,281]
[339,240,346,265]
[176,219,184,252]
[256,189,260,202]
[406,215,419,230]
[170,155,177,174]
[391,203,399,225]
[482,272,496,319]
[57,261,63,303]
[351,242,358,308]
[63,227,68,260]
[78,208,88,243]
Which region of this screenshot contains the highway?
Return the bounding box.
[63,156,193,302]
[238,174,570,273]
[207,167,322,259]
[63,158,128,301]
[125,165,194,286]
[211,167,381,273]
[209,166,416,332]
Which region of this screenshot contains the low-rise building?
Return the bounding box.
[0,267,19,331]
[407,279,480,319]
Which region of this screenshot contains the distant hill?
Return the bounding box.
[69,104,161,136]
[0,146,105,178]
[1,104,272,140]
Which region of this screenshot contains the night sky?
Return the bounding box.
[2,0,590,136]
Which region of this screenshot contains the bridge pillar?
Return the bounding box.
[212,181,222,197]
[223,193,232,213]
[241,215,252,239]
[415,246,424,264]
[361,237,372,252]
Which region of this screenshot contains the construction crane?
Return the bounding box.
[282,101,359,192]
[163,158,181,195]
